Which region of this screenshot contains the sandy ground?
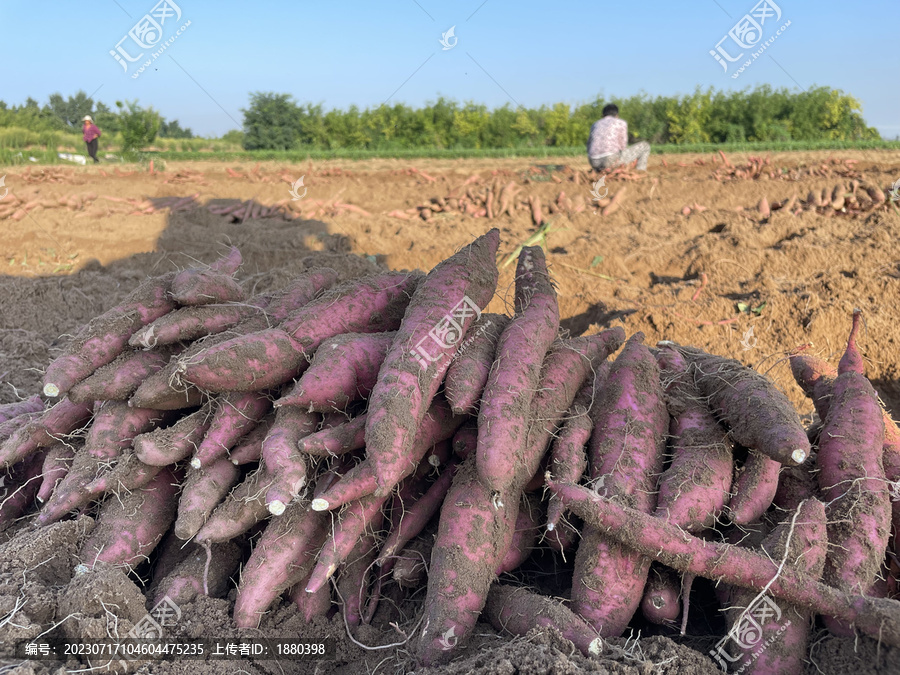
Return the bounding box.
[1,151,900,674]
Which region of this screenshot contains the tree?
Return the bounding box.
[241,92,302,150]
[47,91,95,130]
[159,119,194,138]
[115,100,162,152]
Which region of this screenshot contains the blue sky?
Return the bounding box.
[1,0,897,138]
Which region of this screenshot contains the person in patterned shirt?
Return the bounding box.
[587,104,650,171]
[82,116,102,164]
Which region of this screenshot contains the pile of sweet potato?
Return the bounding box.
[2,229,900,673]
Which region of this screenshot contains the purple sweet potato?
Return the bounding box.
[43,271,177,398]
[169,247,244,306]
[68,348,175,403]
[83,401,170,460]
[234,501,329,628]
[496,496,541,574]
[443,313,511,415]
[261,405,319,514]
[152,541,242,607]
[788,346,836,420]
[641,565,681,625]
[312,394,464,511]
[364,232,499,497]
[79,466,181,569]
[483,583,603,657]
[546,366,605,533]
[477,246,558,495]
[195,464,274,543]
[178,271,423,392]
[0,397,94,468]
[190,392,271,469]
[573,332,668,636]
[133,403,212,466]
[509,331,624,502]
[664,341,810,466]
[817,313,890,636]
[288,571,332,622]
[336,533,379,627]
[275,331,395,411]
[0,395,44,424]
[719,498,827,675]
[297,413,367,457]
[654,345,733,532]
[173,457,241,540]
[37,441,76,503]
[548,477,900,649]
[728,449,781,525]
[0,412,41,445]
[416,455,518,666]
[0,451,45,531]
[129,302,268,348]
[228,412,273,465]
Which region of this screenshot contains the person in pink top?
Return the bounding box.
[587,104,650,171]
[82,115,102,164]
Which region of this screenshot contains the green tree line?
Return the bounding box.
[240,86,879,151]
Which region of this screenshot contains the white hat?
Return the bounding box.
[83,115,93,122]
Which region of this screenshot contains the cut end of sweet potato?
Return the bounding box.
[311,498,329,511]
[43,383,60,398]
[791,447,808,464]
[268,500,286,516]
[189,457,202,470]
[588,637,604,656]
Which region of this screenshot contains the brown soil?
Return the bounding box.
[1,151,900,673]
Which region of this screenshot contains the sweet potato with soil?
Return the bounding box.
[641,565,681,625]
[170,251,245,306]
[234,501,329,628]
[173,457,241,540]
[444,313,510,415]
[365,231,499,497]
[42,271,177,398]
[0,412,42,445]
[298,413,366,457]
[79,466,181,569]
[306,489,388,593]
[483,584,602,657]
[654,345,732,532]
[0,395,43,424]
[663,341,810,466]
[416,455,518,666]
[129,302,269,349]
[312,394,464,511]
[719,498,827,675]
[548,477,900,648]
[0,397,94,468]
[83,401,169,460]
[190,391,271,469]
[477,246,559,496]
[152,541,242,607]
[178,271,422,392]
[262,405,319,514]
[336,533,379,627]
[133,403,211,466]
[68,348,174,403]
[288,570,333,622]
[728,449,781,525]
[817,314,890,636]
[511,331,624,502]
[496,496,541,574]
[37,441,76,503]
[573,332,668,636]
[195,464,274,544]
[227,412,273,465]
[275,331,395,411]
[787,346,836,419]
[0,451,45,531]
